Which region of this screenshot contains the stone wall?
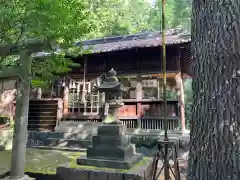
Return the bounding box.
[0,89,16,117]
[0,78,16,117]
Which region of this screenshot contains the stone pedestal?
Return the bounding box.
[77,123,143,169]
[1,175,31,180]
[57,158,153,180]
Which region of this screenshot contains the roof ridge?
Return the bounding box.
[76,28,188,46]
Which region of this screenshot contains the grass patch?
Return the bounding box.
[0,149,83,175]
[0,149,150,176]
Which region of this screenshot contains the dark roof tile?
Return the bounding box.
[76,29,191,53]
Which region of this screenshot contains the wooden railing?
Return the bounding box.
[63,116,180,131]
[120,117,179,130]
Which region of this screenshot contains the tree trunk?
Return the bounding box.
[188,1,240,180]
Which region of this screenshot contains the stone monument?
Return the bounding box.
[77,68,143,169]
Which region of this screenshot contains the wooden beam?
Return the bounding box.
[63,80,69,117]
[136,74,142,128]
[0,38,56,57]
[0,67,20,78]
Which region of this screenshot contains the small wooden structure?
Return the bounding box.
[0,30,192,131]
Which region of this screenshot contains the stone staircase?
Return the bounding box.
[27,122,98,151]
[28,99,62,131]
[26,121,190,155]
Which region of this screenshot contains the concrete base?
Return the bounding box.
[1,175,31,180]
[77,153,143,169]
[57,158,153,180]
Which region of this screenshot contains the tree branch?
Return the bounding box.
[15,27,24,44]
[15,7,28,44]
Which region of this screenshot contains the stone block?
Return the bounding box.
[124,174,142,180]
[61,158,152,180]
[179,135,190,150]
[87,145,134,160]
[108,173,123,180]
[92,135,130,147]
[0,175,30,180]
[68,168,89,180]
[88,170,109,180]
[0,145,5,151]
[77,153,143,169]
[56,166,70,180]
[97,124,125,136]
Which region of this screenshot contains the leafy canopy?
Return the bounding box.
[0,0,192,87]
[0,0,94,87]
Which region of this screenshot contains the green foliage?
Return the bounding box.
[0,0,96,87]
[84,0,192,38]
[148,0,192,32]
[0,0,93,44]
[0,0,192,87]
[108,0,152,36]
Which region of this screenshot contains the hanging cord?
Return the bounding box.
[65,73,107,85]
[65,73,107,104]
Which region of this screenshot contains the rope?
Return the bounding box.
[65,74,107,84]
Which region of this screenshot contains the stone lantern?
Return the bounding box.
[95,68,125,124]
[77,68,143,169]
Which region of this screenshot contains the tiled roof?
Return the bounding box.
[76,29,191,53]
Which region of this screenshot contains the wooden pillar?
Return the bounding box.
[63,79,69,117]
[136,74,142,128]
[10,51,31,179]
[175,73,186,133]
[157,76,162,99]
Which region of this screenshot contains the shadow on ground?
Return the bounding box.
[0,171,57,180]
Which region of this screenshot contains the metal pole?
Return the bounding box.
[161,0,168,142]
[161,0,170,179]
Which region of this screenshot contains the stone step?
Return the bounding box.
[27,137,91,149]
[27,131,95,141]
[47,138,92,148]
[28,131,75,139]
[27,131,189,148]
[29,145,86,152]
[55,122,98,135]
